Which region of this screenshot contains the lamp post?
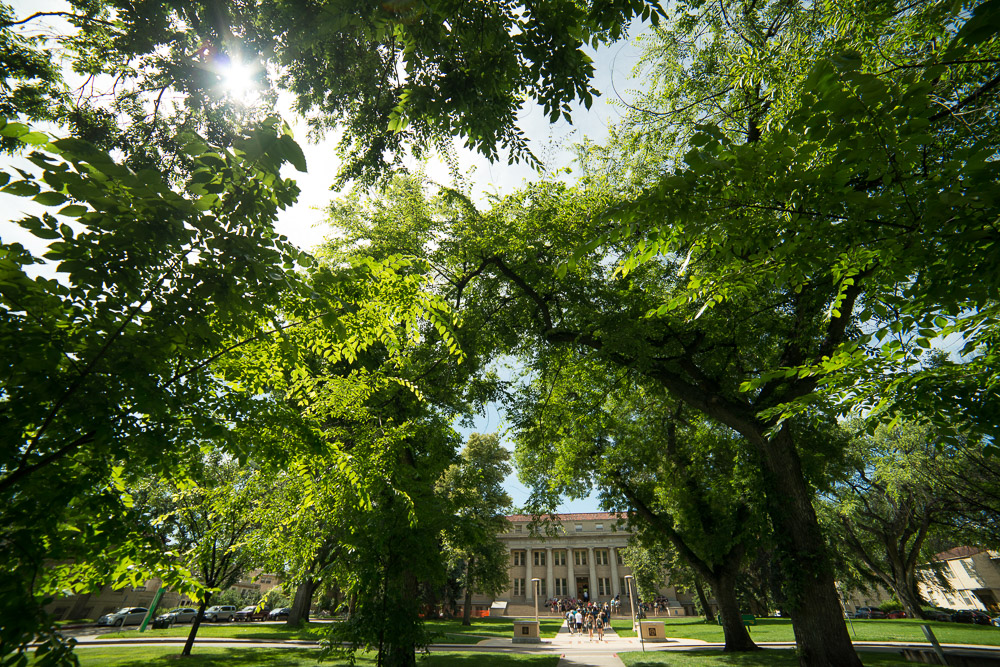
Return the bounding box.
[531,578,541,625]
[624,574,644,653]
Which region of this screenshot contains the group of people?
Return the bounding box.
[563,601,614,641]
[547,595,625,615]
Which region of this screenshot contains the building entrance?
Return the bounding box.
[576,577,590,601]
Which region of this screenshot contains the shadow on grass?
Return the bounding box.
[619,649,914,667]
[75,647,325,666]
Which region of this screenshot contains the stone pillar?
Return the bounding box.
[610,546,621,596]
[567,547,576,598]
[546,547,553,602]
[507,547,515,598]
[525,548,533,601]
[588,547,598,600]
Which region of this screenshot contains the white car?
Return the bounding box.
[202,605,236,622]
[97,607,149,627]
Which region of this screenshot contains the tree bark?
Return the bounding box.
[758,427,862,667]
[709,568,759,652]
[287,577,316,626]
[693,576,715,622]
[462,556,475,626]
[384,569,419,667]
[182,595,211,657]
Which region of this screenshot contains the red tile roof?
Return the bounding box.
[507,512,627,522]
[934,546,984,561]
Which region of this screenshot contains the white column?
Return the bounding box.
[610,546,621,596]
[588,547,598,600]
[546,547,553,601]
[507,547,515,597]
[525,548,533,601]
[567,548,576,597]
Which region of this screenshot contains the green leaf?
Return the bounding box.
[57,204,88,217]
[1,180,40,197]
[0,122,28,138]
[32,192,68,206]
[279,134,308,172]
[19,131,50,146]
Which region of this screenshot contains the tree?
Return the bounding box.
[512,364,765,651]
[437,433,513,626]
[4,0,665,185]
[822,419,995,620]
[535,1,1000,663]
[150,458,264,657]
[0,120,306,663]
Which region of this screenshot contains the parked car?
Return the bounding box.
[202,605,237,622]
[97,607,149,627]
[268,607,291,621]
[844,610,856,619]
[885,610,907,619]
[155,607,199,626]
[854,607,873,619]
[951,610,993,625]
[991,615,1000,627]
[924,609,954,622]
[234,605,271,622]
[868,609,887,619]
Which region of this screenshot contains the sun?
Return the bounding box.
[218,57,259,104]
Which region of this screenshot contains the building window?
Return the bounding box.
[575,523,583,532]
[537,579,547,597]
[598,578,611,596]
[616,549,623,565]
[513,551,525,566]
[620,577,628,595]
[555,578,567,596]
[514,578,526,596]
[554,550,566,566]
[515,525,522,533]
[534,550,546,567]
[595,549,609,566]
[575,550,587,566]
[960,559,979,581]
[596,523,604,531]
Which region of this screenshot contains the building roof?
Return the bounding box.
[934,546,984,561]
[506,512,627,522]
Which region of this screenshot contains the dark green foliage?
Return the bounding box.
[0,119,307,665]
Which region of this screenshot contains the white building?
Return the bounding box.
[919,546,1000,612]
[493,512,699,616]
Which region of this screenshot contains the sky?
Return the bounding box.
[2,1,652,514]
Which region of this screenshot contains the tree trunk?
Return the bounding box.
[462,556,475,626]
[892,572,926,621]
[758,427,862,667]
[693,576,715,622]
[287,577,316,626]
[182,595,211,657]
[348,592,357,619]
[710,569,759,652]
[383,569,418,667]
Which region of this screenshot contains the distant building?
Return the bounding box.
[44,577,187,622]
[43,570,281,622]
[919,546,1000,612]
[490,512,702,616]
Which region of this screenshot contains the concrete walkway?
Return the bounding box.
[551,620,626,667]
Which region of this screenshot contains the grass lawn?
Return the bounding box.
[57,646,559,666]
[618,649,916,666]
[99,621,327,641]
[425,617,565,643]
[609,617,1000,646]
[612,619,637,638]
